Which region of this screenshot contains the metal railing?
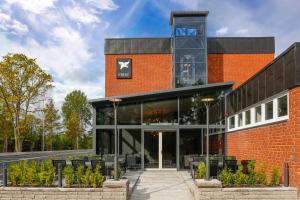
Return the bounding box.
[0,149,94,186]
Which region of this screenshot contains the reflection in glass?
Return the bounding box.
[162,132,176,168]
[278,95,288,117]
[144,131,159,168]
[265,101,273,120]
[96,106,113,125]
[229,116,235,129]
[117,102,141,125]
[255,106,262,123]
[245,110,251,125]
[96,129,114,155]
[143,98,178,124]
[179,96,206,125]
[238,113,243,127]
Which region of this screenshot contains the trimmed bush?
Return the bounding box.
[63,165,75,187]
[82,166,93,188]
[75,165,85,187]
[219,168,234,186]
[195,162,206,179]
[270,166,280,186]
[92,165,104,188]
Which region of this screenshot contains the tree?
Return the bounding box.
[0,53,52,152]
[0,101,13,152]
[62,90,91,149]
[65,112,81,149]
[44,99,60,151]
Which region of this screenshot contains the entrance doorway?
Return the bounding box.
[144,131,177,169]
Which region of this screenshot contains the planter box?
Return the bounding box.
[194,179,299,200]
[0,179,129,200]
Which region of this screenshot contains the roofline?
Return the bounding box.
[105,36,275,40]
[89,81,234,105]
[232,42,299,92]
[170,11,209,25]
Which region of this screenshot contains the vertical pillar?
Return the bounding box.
[176,129,180,170]
[141,130,144,171]
[159,131,162,169]
[92,107,97,155]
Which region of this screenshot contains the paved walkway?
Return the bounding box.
[130,170,194,200]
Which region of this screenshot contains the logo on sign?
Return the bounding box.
[116,58,132,79]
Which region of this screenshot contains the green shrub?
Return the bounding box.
[270,166,280,186]
[256,162,267,185]
[219,168,234,186]
[26,160,39,186]
[234,166,248,186]
[92,165,104,188]
[37,160,55,187]
[111,165,122,179]
[246,161,258,185]
[75,165,85,187]
[8,162,22,186]
[195,162,206,179]
[82,166,93,188]
[63,165,75,187]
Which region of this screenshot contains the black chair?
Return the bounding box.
[52,160,66,174]
[127,155,140,170]
[210,160,219,178]
[241,160,253,174]
[224,159,238,172]
[71,160,86,170]
[91,159,106,175]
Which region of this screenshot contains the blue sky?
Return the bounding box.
[0,0,300,108]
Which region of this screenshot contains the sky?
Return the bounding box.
[0,0,300,109]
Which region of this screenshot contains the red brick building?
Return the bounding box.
[90,11,300,192]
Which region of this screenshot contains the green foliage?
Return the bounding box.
[233,166,249,186]
[92,165,104,188]
[8,160,55,187]
[219,168,234,186]
[195,162,206,179]
[82,166,93,188]
[270,166,280,186]
[63,165,75,187]
[256,162,267,185]
[112,165,122,179]
[75,165,85,187]
[0,53,53,152]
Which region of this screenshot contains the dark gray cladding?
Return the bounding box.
[226,42,300,116]
[105,37,275,55]
[105,38,171,54]
[207,37,275,54]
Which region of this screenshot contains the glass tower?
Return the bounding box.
[171,11,208,88]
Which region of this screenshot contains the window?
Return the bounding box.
[245,110,251,125]
[278,95,288,117]
[255,106,262,123]
[238,113,243,127]
[229,116,235,129]
[265,101,273,120]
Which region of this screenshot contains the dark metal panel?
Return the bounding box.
[285,47,296,89]
[295,43,300,85]
[207,37,275,54]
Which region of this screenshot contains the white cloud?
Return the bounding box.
[64,6,100,24]
[86,0,118,11]
[0,12,28,34]
[4,0,57,14]
[216,27,228,36]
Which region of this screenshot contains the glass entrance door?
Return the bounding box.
[144,131,176,169]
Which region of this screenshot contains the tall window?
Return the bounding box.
[229,116,235,129]
[265,101,273,120]
[278,95,288,117]
[173,15,207,88]
[255,106,262,123]
[245,110,251,125]
[238,113,243,127]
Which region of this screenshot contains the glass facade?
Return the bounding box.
[172,15,207,88]
[94,86,229,169]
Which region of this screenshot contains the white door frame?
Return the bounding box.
[145,130,177,171]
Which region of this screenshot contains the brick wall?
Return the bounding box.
[105,54,172,97]
[227,86,300,193]
[105,53,274,97]
[208,53,274,89]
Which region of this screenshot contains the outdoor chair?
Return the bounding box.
[52,160,66,174]
[127,155,140,170]
[71,160,86,170]
[224,159,238,172]
[209,160,219,178]
[241,160,253,174]
[90,159,106,175]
